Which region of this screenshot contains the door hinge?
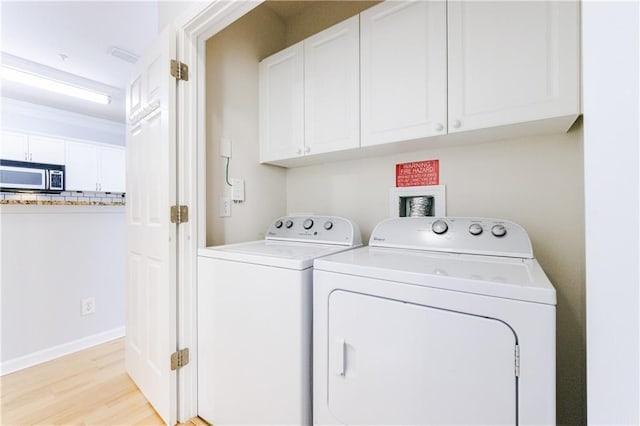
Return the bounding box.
[170,348,190,370]
[170,59,189,81]
[514,344,520,377]
[170,205,189,224]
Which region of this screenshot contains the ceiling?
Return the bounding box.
[1,1,160,123]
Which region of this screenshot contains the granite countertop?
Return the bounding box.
[0,200,125,206]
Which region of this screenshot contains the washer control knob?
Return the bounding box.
[469,223,483,236]
[285,220,294,229]
[275,220,283,229]
[432,219,448,235]
[303,219,314,230]
[491,224,507,237]
[324,220,333,230]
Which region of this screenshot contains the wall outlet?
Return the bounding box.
[219,197,231,217]
[220,137,232,158]
[81,297,95,315]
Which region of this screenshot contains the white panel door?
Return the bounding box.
[1,131,29,162]
[327,290,517,425]
[65,141,99,191]
[99,146,125,193]
[259,42,304,163]
[28,136,66,164]
[125,26,177,426]
[304,15,359,155]
[360,1,447,147]
[448,1,580,133]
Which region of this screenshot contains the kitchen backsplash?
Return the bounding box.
[0,191,126,206]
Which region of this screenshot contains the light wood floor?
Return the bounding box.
[0,338,205,426]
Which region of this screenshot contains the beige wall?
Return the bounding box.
[286,124,586,424]
[282,1,380,46]
[205,6,288,246]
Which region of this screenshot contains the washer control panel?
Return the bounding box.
[370,217,533,258]
[266,216,362,246]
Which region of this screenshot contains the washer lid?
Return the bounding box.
[314,246,556,305]
[198,240,361,270]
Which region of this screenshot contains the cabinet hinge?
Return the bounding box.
[170,59,189,81]
[170,205,189,224]
[170,348,190,370]
[514,344,520,377]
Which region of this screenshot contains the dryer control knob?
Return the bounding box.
[275,220,283,229]
[491,224,507,237]
[469,223,483,236]
[432,219,448,235]
[285,220,294,229]
[303,219,314,230]
[324,221,333,230]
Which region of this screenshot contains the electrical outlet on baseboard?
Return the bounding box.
[81,297,95,315]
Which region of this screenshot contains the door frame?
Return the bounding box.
[174,1,263,421]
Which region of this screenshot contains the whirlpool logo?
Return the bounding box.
[372,236,386,241]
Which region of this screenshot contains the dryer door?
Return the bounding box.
[327,290,517,425]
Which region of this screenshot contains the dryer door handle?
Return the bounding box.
[335,338,346,376]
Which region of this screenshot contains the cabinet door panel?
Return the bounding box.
[1,131,28,161]
[360,1,447,147]
[259,42,304,163]
[100,146,126,193]
[304,16,360,155]
[448,1,580,132]
[65,141,99,191]
[28,136,66,164]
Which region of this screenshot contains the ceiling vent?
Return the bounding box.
[109,47,139,64]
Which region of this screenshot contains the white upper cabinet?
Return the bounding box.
[259,42,304,163]
[66,141,126,192]
[447,1,580,133]
[304,15,360,155]
[99,146,126,193]
[1,131,29,162]
[28,136,66,164]
[360,1,447,147]
[66,141,99,192]
[1,131,65,164]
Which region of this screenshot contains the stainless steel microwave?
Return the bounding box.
[0,159,65,193]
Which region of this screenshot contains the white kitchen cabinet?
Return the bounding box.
[66,141,99,191]
[1,131,65,164]
[66,141,125,192]
[360,1,447,147]
[28,136,66,164]
[304,15,360,155]
[99,146,126,193]
[259,42,304,163]
[447,1,580,133]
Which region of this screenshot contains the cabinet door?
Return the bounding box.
[28,136,66,164]
[259,42,304,163]
[360,1,447,147]
[99,146,126,193]
[65,141,99,191]
[1,131,29,161]
[448,1,580,133]
[304,16,360,155]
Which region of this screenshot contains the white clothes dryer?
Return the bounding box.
[313,217,556,425]
[197,216,361,426]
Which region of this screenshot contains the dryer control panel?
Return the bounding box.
[266,216,362,246]
[369,217,533,258]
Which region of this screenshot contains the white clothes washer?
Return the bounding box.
[197,216,362,426]
[313,217,556,425]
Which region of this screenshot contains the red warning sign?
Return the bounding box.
[396,160,439,187]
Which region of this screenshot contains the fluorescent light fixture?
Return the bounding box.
[0,65,111,105]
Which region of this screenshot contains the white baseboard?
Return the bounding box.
[0,326,125,376]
